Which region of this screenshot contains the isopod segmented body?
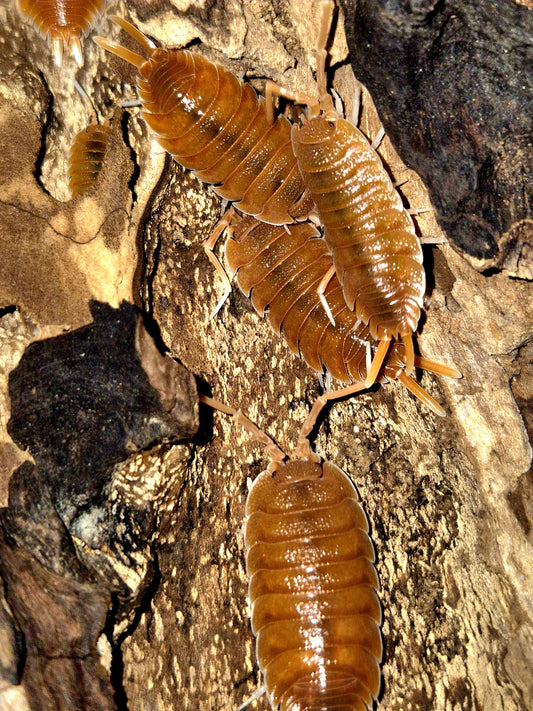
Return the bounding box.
[292,117,424,344]
[94,17,314,225]
[243,451,382,709]
[18,0,105,66]
[275,0,425,383]
[68,120,111,197]
[225,214,459,416]
[199,394,382,711]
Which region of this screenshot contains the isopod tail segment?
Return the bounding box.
[266,0,426,387]
[18,0,106,67]
[199,392,382,710]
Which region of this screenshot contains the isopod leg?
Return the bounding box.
[199,394,286,470]
[408,206,433,216]
[419,234,447,245]
[203,208,235,316]
[402,333,415,375]
[237,685,267,711]
[120,99,143,108]
[394,176,410,188]
[331,87,344,117]
[397,372,446,417]
[295,395,328,462]
[364,338,391,388]
[365,341,372,377]
[371,125,385,150]
[264,81,318,123]
[317,264,336,326]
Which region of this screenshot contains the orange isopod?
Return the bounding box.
[244,458,381,710]
[200,394,382,711]
[94,17,314,225]
[269,1,425,385]
[18,0,105,66]
[68,119,111,197]
[222,213,459,417]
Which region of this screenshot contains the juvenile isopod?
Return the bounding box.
[200,393,382,711]
[210,212,459,417]
[94,17,315,225]
[68,118,111,197]
[268,0,426,385]
[18,0,105,66]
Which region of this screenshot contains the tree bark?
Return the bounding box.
[341,0,533,272]
[0,1,532,710]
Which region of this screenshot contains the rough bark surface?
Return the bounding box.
[1,302,198,711]
[341,0,533,273]
[0,1,532,711]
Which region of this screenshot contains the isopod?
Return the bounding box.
[68,119,111,197]
[18,0,105,66]
[200,393,382,711]
[270,0,426,385]
[218,212,459,417]
[94,17,314,225]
